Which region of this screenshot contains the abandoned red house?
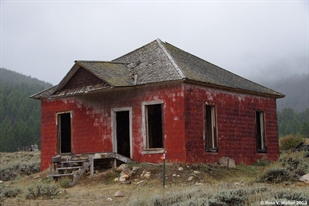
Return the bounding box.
[31,39,284,171]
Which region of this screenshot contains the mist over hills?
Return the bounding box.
[257,73,309,112]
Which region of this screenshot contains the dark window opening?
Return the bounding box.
[205,105,218,152]
[256,111,266,153]
[58,113,72,153]
[116,111,130,157]
[146,104,163,149]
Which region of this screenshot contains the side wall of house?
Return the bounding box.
[40,83,186,170]
[184,83,280,164]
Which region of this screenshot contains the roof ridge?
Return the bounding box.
[156,39,185,79]
[76,60,125,65]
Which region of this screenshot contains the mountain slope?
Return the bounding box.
[259,73,309,112]
[0,68,52,152]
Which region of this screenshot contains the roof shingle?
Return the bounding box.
[31,39,284,99]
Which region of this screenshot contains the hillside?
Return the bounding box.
[0,68,52,152]
[259,73,309,112]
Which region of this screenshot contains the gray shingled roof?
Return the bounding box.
[30,39,284,99]
[76,61,133,86]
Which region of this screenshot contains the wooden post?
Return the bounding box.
[163,153,166,188]
[90,156,94,176]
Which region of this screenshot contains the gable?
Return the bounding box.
[62,67,104,90]
[51,66,111,98]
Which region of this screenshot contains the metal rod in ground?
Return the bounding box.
[163,153,166,188]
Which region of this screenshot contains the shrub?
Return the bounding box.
[279,133,304,151]
[0,186,21,198]
[257,167,295,183]
[0,153,40,181]
[25,182,59,199]
[19,161,40,176]
[275,191,309,202]
[59,177,71,188]
[257,152,309,183]
[209,189,248,206]
[152,188,205,206]
[279,152,309,176]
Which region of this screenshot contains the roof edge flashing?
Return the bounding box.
[156,39,185,79]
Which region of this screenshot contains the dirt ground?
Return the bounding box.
[2,161,309,206]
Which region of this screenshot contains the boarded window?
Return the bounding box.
[145,104,163,149]
[256,111,267,153]
[205,105,218,152]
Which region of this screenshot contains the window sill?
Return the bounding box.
[256,149,267,153]
[205,148,218,153]
[142,149,165,154]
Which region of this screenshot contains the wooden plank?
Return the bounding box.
[57,166,81,170]
[114,153,135,163]
[48,173,73,178]
[69,155,93,187]
[94,152,116,159]
[61,160,87,163]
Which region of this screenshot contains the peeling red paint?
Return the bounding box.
[40,82,279,170]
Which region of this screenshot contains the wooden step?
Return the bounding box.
[61,160,88,163]
[57,166,81,170]
[48,173,74,178]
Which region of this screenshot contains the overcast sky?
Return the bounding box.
[1,0,308,85]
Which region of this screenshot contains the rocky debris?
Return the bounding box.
[140,170,151,179]
[0,180,2,184]
[193,171,201,174]
[188,176,194,181]
[178,167,183,171]
[107,197,113,201]
[218,157,236,168]
[115,164,140,183]
[116,164,129,172]
[172,174,180,178]
[119,176,126,183]
[132,166,140,172]
[299,173,309,184]
[136,180,144,185]
[144,172,151,179]
[114,190,124,197]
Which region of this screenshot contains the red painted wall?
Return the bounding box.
[40,82,187,170]
[40,82,279,170]
[183,83,279,164]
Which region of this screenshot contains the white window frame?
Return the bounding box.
[256,111,267,153]
[142,100,164,154]
[204,103,218,152]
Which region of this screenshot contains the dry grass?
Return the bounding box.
[1,152,309,205]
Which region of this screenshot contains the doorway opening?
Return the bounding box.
[116,111,131,157]
[57,112,72,153]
